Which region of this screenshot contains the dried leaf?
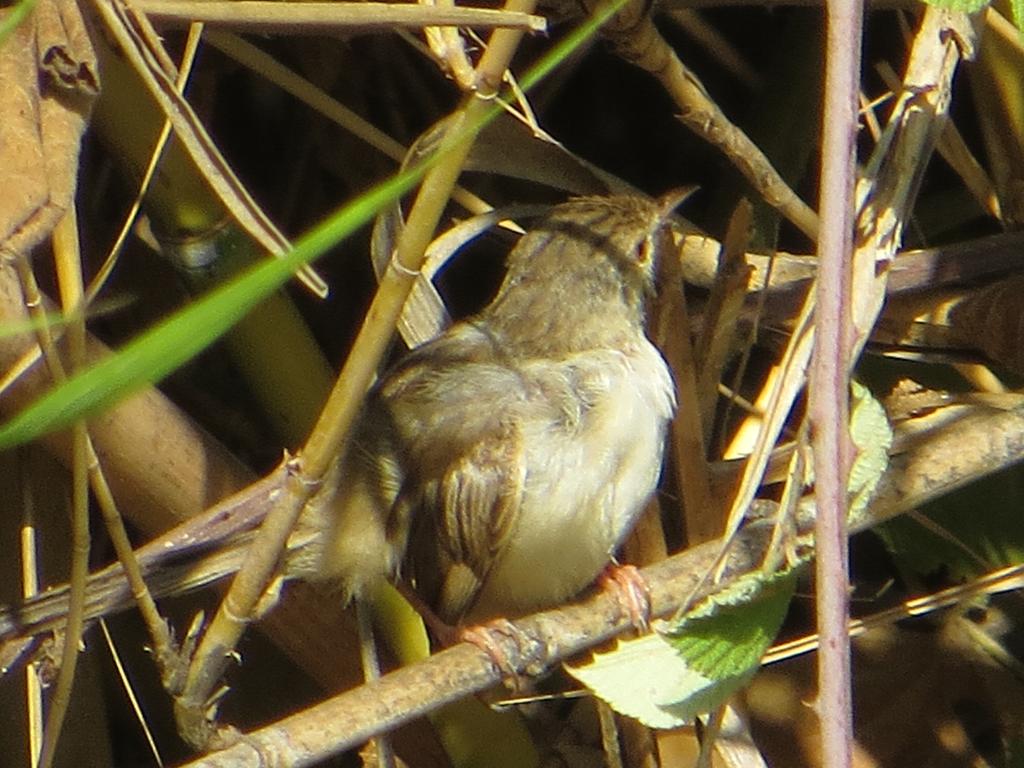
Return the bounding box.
[0,0,97,257]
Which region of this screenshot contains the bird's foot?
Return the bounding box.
[459,619,534,690]
[598,562,651,633]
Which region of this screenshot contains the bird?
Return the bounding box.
[308,193,681,627]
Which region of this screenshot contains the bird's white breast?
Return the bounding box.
[471,339,675,617]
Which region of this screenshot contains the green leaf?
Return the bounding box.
[566,632,754,728]
[848,380,892,521]
[664,569,796,679]
[566,570,796,727]
[800,380,891,521]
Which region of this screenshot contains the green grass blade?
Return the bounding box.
[0,165,422,449]
[0,0,37,48]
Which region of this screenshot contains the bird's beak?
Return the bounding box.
[657,186,699,222]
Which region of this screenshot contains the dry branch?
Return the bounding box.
[134,0,546,33]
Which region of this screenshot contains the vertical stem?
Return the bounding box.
[19,452,43,767]
[38,207,91,768]
[811,2,862,768]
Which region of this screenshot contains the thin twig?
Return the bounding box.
[18,452,44,766]
[765,562,1024,664]
[811,1,862,765]
[85,21,206,305]
[586,0,819,240]
[37,208,91,768]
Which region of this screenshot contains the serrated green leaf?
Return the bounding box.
[664,570,796,679]
[567,570,796,727]
[566,633,754,728]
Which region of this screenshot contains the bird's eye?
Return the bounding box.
[636,234,656,266]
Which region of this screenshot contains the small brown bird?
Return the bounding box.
[312,194,680,625]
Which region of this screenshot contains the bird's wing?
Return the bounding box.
[428,426,527,623]
[382,323,533,623]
